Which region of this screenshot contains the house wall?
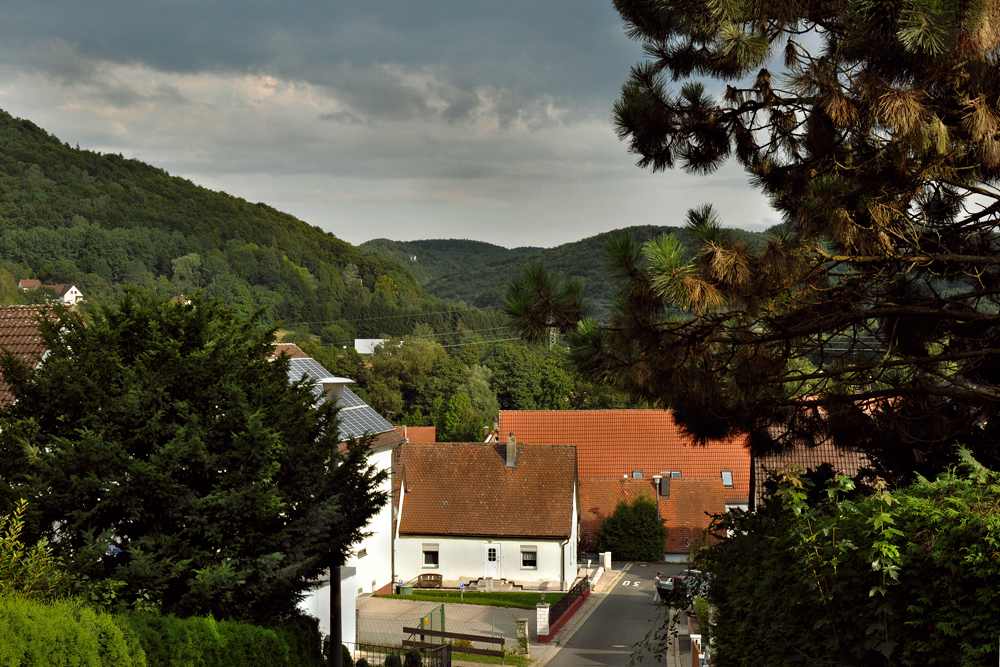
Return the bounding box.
[396,536,566,585]
[297,567,357,644]
[344,444,394,596]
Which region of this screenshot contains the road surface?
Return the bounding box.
[544,562,689,667]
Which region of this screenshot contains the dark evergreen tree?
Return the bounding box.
[507,0,1000,482]
[0,291,386,622]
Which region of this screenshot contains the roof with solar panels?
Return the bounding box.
[271,343,397,442]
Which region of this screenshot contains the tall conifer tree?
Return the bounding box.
[0,292,386,621]
[507,0,1000,480]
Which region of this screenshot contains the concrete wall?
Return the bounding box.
[344,445,394,596]
[396,536,566,584]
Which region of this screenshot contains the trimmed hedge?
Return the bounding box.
[123,612,325,667]
[0,594,146,667]
[0,593,325,667]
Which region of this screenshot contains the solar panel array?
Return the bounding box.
[339,388,396,439]
[284,356,395,440]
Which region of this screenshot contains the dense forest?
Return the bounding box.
[358,238,540,286]
[367,226,769,321]
[0,107,641,439]
[0,108,509,343]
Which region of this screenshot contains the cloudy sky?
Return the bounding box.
[0,1,777,248]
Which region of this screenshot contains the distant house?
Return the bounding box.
[0,305,55,406]
[499,410,750,561]
[18,280,83,305]
[354,339,385,355]
[394,440,578,589]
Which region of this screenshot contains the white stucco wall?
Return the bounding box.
[396,536,567,584]
[297,567,357,643]
[344,444,395,595]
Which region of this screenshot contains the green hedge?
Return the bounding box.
[123,612,325,667]
[0,594,146,667]
[0,593,325,667]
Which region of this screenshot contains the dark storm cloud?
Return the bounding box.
[1,0,641,120]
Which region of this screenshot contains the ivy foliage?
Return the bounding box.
[596,494,667,562]
[693,452,1000,666]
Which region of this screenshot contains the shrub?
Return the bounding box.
[356,659,370,667]
[124,611,327,667]
[0,499,66,600]
[0,594,145,667]
[342,644,355,667]
[384,653,403,667]
[596,493,668,561]
[403,647,422,667]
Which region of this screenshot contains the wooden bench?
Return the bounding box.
[417,573,443,588]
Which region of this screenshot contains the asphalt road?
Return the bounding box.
[545,562,688,667]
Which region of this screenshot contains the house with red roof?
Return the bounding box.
[18,280,83,304]
[499,410,750,561]
[394,439,578,589]
[0,305,57,406]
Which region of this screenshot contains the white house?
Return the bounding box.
[275,345,405,639]
[394,439,578,590]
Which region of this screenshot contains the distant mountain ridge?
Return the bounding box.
[365,225,769,321]
[360,238,541,286]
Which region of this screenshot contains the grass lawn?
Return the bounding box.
[373,590,565,610]
[453,652,532,666]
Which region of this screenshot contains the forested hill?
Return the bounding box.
[0,108,504,341]
[359,238,541,286]
[377,225,768,321]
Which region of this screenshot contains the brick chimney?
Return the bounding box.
[506,432,517,467]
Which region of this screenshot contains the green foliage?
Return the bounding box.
[488,343,573,411]
[0,499,65,600]
[596,494,667,562]
[123,611,321,667]
[0,291,387,622]
[384,653,403,667]
[0,594,146,667]
[691,454,1000,665]
[342,644,355,667]
[403,647,422,667]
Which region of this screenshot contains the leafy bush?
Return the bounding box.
[596,494,667,561]
[384,653,403,667]
[403,647,422,667]
[342,644,354,667]
[0,499,65,600]
[123,611,324,667]
[0,594,145,667]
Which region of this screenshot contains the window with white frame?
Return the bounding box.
[520,545,537,569]
[721,470,734,487]
[422,543,439,568]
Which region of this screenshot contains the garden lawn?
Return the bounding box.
[373,590,564,610]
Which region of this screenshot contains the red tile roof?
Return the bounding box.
[18,279,40,289]
[499,410,751,501]
[578,477,659,550]
[754,442,870,507]
[396,425,436,443]
[397,442,576,539]
[659,478,727,553]
[271,343,310,359]
[0,306,56,406]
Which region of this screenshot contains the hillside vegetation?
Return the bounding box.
[0,108,501,340]
[373,226,769,321]
[359,238,540,286]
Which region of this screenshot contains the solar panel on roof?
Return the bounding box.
[287,357,335,382]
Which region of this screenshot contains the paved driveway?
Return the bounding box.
[544,562,689,667]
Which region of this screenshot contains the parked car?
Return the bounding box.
[656,569,712,603]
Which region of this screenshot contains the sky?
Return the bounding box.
[0,0,779,248]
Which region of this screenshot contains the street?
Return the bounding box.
[544,562,689,667]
